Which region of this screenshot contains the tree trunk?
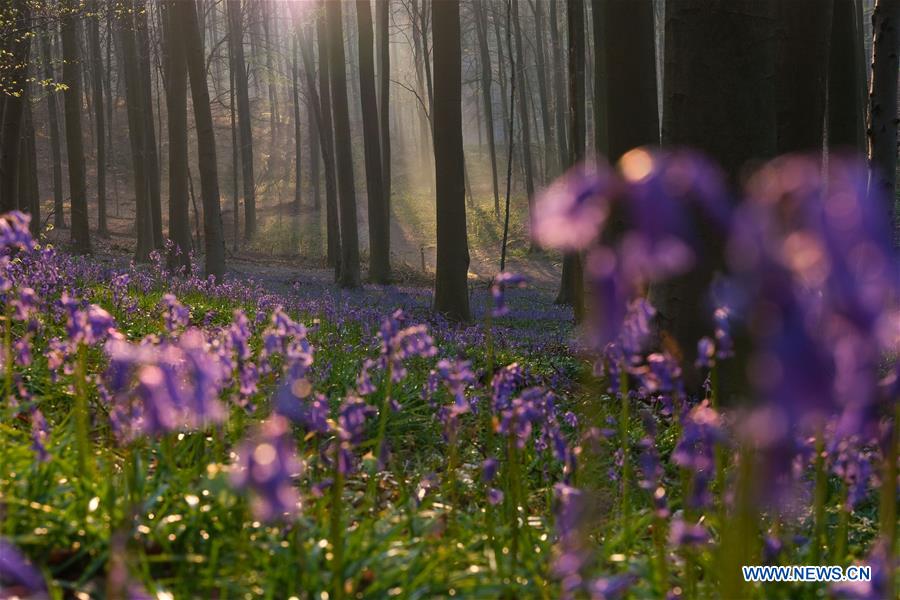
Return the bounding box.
[828,0,867,153]
[263,1,278,147]
[377,0,392,215]
[42,31,66,228]
[511,0,536,217]
[292,33,302,214]
[310,11,341,271]
[654,0,777,381]
[164,0,192,272]
[419,0,435,117]
[549,0,569,170]
[88,0,108,236]
[176,0,226,281]
[307,48,322,213]
[432,0,470,321]
[228,0,256,239]
[357,0,391,283]
[326,1,361,288]
[776,1,833,154]
[600,0,659,162]
[61,0,92,254]
[21,99,40,235]
[474,1,500,215]
[531,0,557,179]
[229,25,240,249]
[118,5,154,261]
[134,0,163,247]
[555,0,585,321]
[867,0,900,243]
[0,0,31,214]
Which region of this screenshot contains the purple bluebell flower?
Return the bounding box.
[830,540,891,600]
[482,457,499,483]
[30,408,50,462]
[487,488,504,505]
[231,415,303,521]
[160,293,190,333]
[532,160,614,251]
[668,517,710,547]
[695,337,715,369]
[587,573,635,600]
[0,537,46,596]
[0,211,36,251]
[490,272,528,317]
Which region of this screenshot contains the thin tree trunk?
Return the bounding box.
[531,0,557,178]
[21,99,40,235]
[474,1,500,215]
[419,0,434,116]
[377,0,391,215]
[357,0,390,283]
[326,1,361,288]
[164,0,191,272]
[134,0,163,247]
[176,0,226,280]
[867,0,900,243]
[228,0,256,239]
[61,0,92,254]
[88,0,108,236]
[511,0,535,219]
[549,0,569,169]
[432,0,470,322]
[229,24,240,250]
[292,33,303,214]
[42,31,66,228]
[311,10,341,270]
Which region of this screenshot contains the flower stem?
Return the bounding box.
[619,373,631,540]
[330,443,345,600]
[74,344,94,480]
[880,404,898,595]
[367,364,394,507]
[811,431,827,564]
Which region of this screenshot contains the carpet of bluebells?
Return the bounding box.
[1,150,898,599]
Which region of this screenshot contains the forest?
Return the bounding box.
[0,0,898,598]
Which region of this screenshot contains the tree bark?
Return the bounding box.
[775,1,833,154]
[227,0,256,239]
[828,0,867,153]
[41,31,66,228]
[326,1,361,288]
[511,0,536,210]
[377,0,392,216]
[474,1,500,215]
[0,0,31,214]
[654,0,777,380]
[134,0,163,247]
[867,0,900,243]
[88,0,108,236]
[164,0,192,272]
[357,0,391,283]
[176,0,226,281]
[61,0,92,254]
[556,0,586,322]
[20,99,40,235]
[549,0,569,169]
[531,0,557,179]
[432,0,471,322]
[292,33,302,214]
[600,0,659,162]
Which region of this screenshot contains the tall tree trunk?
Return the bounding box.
[21,99,40,235]
[175,0,226,280]
[326,1,361,288]
[42,31,66,228]
[474,1,500,215]
[511,0,536,216]
[409,0,433,180]
[134,0,163,247]
[867,0,900,243]
[118,5,154,261]
[292,33,303,214]
[555,0,585,321]
[419,0,435,117]
[229,25,240,249]
[491,3,512,171]
[654,0,777,384]
[311,11,341,270]
[61,0,92,254]
[88,0,108,236]
[432,0,470,322]
[549,0,569,169]
[776,1,833,154]
[263,1,278,147]
[357,0,391,283]
[377,0,391,214]
[228,0,256,239]
[531,0,557,178]
[164,0,191,272]
[600,0,659,162]
[0,0,31,214]
[828,0,867,152]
